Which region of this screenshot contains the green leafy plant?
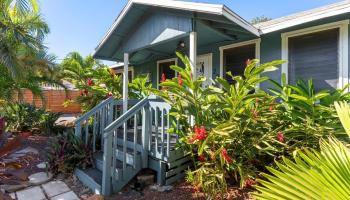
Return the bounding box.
[150,53,287,198]
[4,102,60,134]
[47,132,94,174]
[150,52,350,198]
[254,101,350,200]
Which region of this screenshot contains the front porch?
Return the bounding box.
[79,0,261,196]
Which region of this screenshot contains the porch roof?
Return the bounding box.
[93,0,260,63]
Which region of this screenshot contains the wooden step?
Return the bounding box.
[74,168,102,194]
[93,148,141,172]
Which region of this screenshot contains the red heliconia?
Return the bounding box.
[221,148,233,164]
[83,89,89,95]
[277,131,284,143]
[178,74,183,86]
[246,59,252,66]
[160,73,166,82]
[87,78,94,86]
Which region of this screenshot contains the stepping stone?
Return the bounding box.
[16,186,46,200]
[51,191,79,200]
[36,162,47,169]
[0,183,29,193]
[42,181,70,198]
[28,172,53,185]
[9,193,15,199]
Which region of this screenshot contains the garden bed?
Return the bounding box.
[108,182,254,200]
[0,134,50,191]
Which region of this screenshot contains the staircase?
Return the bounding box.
[73,96,188,196]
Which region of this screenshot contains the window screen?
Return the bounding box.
[158,61,175,84]
[288,28,339,91]
[223,44,255,84]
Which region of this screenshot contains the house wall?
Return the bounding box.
[130,13,350,91]
[121,11,192,54]
[259,13,350,90]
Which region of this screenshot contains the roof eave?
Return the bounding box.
[92,0,260,59]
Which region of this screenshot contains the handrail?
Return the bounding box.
[103,97,149,136]
[75,97,114,124]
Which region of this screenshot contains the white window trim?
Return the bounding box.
[115,66,135,80]
[281,20,349,89]
[156,58,178,89]
[219,38,261,87]
[197,53,213,86]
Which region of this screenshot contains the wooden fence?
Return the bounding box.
[17,89,82,113]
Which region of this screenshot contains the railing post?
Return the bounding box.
[75,123,81,138]
[102,131,113,196]
[141,103,150,168]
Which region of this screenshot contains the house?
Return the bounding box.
[75,0,350,196]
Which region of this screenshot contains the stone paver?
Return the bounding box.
[42,181,70,198]
[29,172,53,185]
[10,180,80,200]
[51,191,79,200]
[36,162,47,169]
[16,186,46,200]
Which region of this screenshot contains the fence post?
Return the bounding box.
[141,103,150,168]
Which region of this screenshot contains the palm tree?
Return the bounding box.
[0,0,49,77]
[0,0,63,105]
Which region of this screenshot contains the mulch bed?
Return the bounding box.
[108,182,254,200]
[0,134,50,186]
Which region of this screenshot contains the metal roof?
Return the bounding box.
[255,0,350,34]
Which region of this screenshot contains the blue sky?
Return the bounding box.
[40,0,342,61]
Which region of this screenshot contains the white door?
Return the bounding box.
[196,54,212,87]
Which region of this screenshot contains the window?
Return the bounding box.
[288,28,339,91]
[281,20,349,91]
[114,67,134,82]
[220,39,260,84]
[157,59,177,87]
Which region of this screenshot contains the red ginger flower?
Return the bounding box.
[178,74,183,86]
[106,92,113,97]
[198,154,205,162]
[221,148,233,164]
[244,179,257,188]
[87,78,94,86]
[277,131,284,143]
[83,89,88,95]
[160,73,166,82]
[194,125,207,141]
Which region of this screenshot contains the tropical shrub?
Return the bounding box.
[150,53,287,198]
[59,52,122,112]
[267,77,350,152]
[60,52,152,112]
[4,102,60,134]
[47,132,94,174]
[254,101,350,200]
[150,52,349,198]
